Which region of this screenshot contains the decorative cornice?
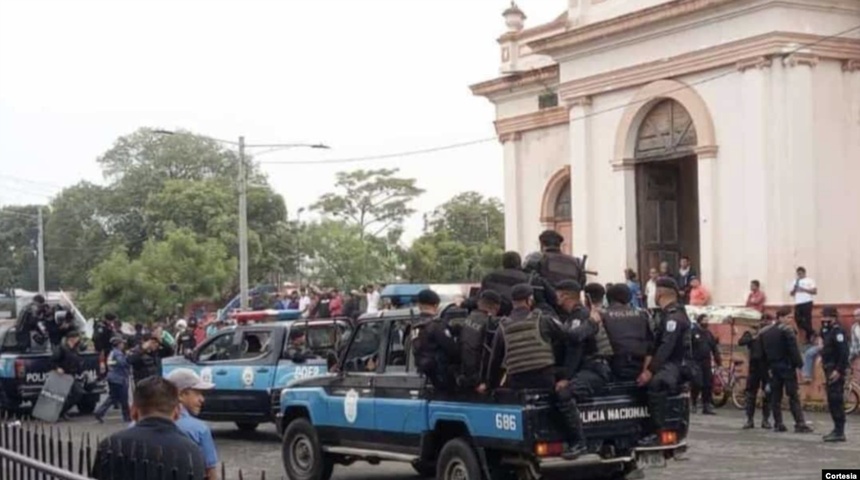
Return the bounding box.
[783,52,819,68]
[497,11,568,45]
[844,59,860,72]
[495,106,569,139]
[498,132,523,143]
[565,95,593,109]
[470,64,559,99]
[610,145,718,169]
[557,32,860,102]
[528,0,736,57]
[736,55,773,72]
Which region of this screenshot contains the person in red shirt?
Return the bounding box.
[329,289,344,317]
[689,277,711,306]
[746,280,766,312]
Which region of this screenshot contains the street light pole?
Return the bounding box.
[296,207,304,288]
[238,136,250,311]
[37,207,45,295]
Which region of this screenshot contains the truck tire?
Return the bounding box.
[436,438,482,480]
[236,422,260,432]
[77,395,99,415]
[412,462,436,477]
[281,418,333,480]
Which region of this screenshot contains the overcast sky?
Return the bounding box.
[0,0,563,243]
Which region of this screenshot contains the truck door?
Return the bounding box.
[371,318,428,454]
[218,327,280,421]
[190,329,239,417]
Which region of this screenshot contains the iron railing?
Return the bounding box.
[0,416,273,480]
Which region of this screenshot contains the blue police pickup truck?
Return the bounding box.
[278,308,689,480]
[163,317,352,432]
[0,320,106,415]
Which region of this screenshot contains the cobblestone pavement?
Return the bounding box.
[56,408,858,479]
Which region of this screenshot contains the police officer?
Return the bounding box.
[93,313,118,360]
[554,280,591,375]
[486,283,586,459]
[15,294,49,351]
[819,306,849,442]
[480,252,529,316]
[52,330,85,421]
[738,315,772,429]
[690,314,722,414]
[538,229,586,287]
[454,290,501,393]
[638,278,691,447]
[583,283,606,310]
[411,289,460,391]
[760,308,813,433]
[176,319,198,356]
[600,283,654,382]
[522,252,561,318]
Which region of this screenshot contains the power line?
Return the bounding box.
[259,23,860,166]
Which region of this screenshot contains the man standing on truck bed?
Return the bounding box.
[52,330,84,421]
[600,283,653,382]
[487,283,587,460]
[452,289,501,394]
[760,308,813,433]
[15,294,49,351]
[480,251,529,316]
[637,278,691,447]
[538,229,586,287]
[411,289,460,391]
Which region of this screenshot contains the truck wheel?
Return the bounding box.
[436,439,482,480]
[77,396,99,415]
[236,422,260,432]
[282,418,333,480]
[412,462,436,477]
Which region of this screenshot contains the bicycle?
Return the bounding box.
[712,359,747,409]
[842,366,859,415]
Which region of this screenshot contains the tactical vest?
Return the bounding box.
[540,251,584,287]
[594,322,614,358]
[601,308,650,358]
[482,269,529,302]
[502,311,555,376]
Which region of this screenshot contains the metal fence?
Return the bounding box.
[0,416,273,480]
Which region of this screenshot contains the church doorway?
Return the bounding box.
[541,170,573,255]
[634,99,701,279]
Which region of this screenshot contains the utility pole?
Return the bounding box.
[238,136,250,311]
[37,207,45,295]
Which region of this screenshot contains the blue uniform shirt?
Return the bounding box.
[106,348,130,386]
[175,406,219,469]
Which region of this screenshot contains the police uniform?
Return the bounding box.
[480,268,529,317]
[487,283,587,460]
[538,229,586,287]
[15,298,49,351]
[738,321,772,428]
[51,331,85,420]
[690,318,722,414]
[760,311,811,432]
[819,307,849,442]
[454,290,501,391]
[411,290,460,391]
[176,324,197,356]
[640,278,691,446]
[522,253,561,318]
[601,300,654,382]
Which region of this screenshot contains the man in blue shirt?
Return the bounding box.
[95,337,131,423]
[165,368,219,480]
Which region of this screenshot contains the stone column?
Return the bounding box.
[567,96,592,257]
[501,132,522,252]
[613,161,638,275]
[696,146,718,296]
[783,53,818,274]
[738,56,772,299]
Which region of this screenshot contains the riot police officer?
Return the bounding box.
[600,283,654,382]
[690,314,722,414]
[480,252,529,316]
[554,280,590,374]
[15,294,49,351]
[454,290,501,393]
[819,307,849,442]
[739,315,772,429]
[486,283,586,460]
[638,278,691,447]
[761,308,813,433]
[522,252,560,317]
[411,289,460,391]
[538,229,586,287]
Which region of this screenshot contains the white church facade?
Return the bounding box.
[471,0,860,306]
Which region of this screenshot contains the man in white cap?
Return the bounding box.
[165,368,219,480]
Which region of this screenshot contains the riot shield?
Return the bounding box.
[32,371,74,423]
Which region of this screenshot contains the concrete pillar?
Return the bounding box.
[696,147,718,298]
[502,133,522,252]
[568,96,592,258]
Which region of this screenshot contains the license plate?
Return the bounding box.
[637,451,666,469]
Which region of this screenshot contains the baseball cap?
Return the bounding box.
[165,368,215,391]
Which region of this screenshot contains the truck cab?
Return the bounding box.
[163,317,351,431]
[278,309,689,480]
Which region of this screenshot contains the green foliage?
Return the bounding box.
[82,229,235,322]
[300,220,388,289]
[0,206,43,291]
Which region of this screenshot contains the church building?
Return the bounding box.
[471,0,860,306]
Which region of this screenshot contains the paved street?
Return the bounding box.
[56,408,858,479]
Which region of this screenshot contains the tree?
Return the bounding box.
[82,229,235,322]
[426,191,504,248]
[299,220,388,288]
[0,205,43,291]
[44,182,115,292]
[311,169,424,241]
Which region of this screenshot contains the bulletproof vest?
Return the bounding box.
[540,251,584,287]
[501,311,555,376]
[820,325,846,371]
[482,269,529,303]
[458,311,490,375]
[594,322,613,358]
[601,307,650,358]
[691,327,712,361]
[411,317,443,376]
[742,328,766,361]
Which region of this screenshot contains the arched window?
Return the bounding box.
[553,180,571,220]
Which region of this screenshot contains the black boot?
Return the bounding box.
[742,417,754,429]
[794,423,813,433]
[702,403,716,415]
[639,391,666,447]
[823,423,846,442]
[774,424,787,432]
[558,398,588,460]
[761,419,772,429]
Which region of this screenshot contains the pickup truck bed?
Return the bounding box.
[0,351,106,413]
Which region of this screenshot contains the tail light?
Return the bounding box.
[660,430,678,445]
[14,359,25,379]
[534,441,564,457]
[99,354,106,375]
